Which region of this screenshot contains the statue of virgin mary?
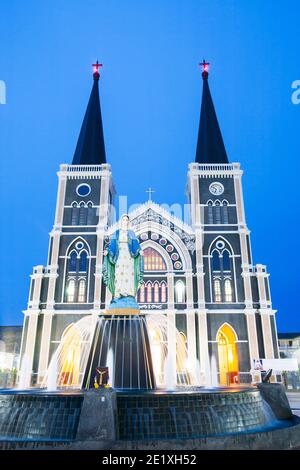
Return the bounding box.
[103,215,143,305]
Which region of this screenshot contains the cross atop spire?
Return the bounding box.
[146,187,155,201]
[92,60,103,81]
[199,59,210,79]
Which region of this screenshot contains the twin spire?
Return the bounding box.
[72,61,106,165]
[72,61,228,166]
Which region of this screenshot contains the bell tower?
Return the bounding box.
[187,62,278,384]
[20,63,115,385]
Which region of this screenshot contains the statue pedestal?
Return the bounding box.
[83,297,155,390]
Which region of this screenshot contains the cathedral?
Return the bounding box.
[20,62,280,388]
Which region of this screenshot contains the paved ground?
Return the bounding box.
[287,392,300,416]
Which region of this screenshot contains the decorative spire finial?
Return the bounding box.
[199,59,210,80]
[92,60,102,81]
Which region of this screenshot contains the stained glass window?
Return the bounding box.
[161,282,167,303]
[69,252,77,272]
[224,279,233,302]
[79,251,87,272]
[143,248,167,271]
[214,279,222,302]
[67,279,76,303]
[146,282,152,302]
[78,279,86,302]
[212,250,221,271]
[154,282,159,302]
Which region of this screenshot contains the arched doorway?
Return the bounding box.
[60,323,82,386]
[217,324,239,386]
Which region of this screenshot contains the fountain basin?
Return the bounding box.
[0,387,300,449]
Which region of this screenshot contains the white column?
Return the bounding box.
[28,265,44,309]
[37,312,54,383]
[46,231,60,309]
[23,312,39,387]
[185,272,193,309]
[167,273,175,310]
[186,311,197,380]
[198,310,210,385]
[167,311,177,385]
[245,309,260,382]
[54,167,67,228]
[261,312,274,359]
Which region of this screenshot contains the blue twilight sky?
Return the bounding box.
[0,1,299,330]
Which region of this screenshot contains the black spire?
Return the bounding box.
[195,61,228,164]
[72,62,106,165]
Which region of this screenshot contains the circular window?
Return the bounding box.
[76,184,91,197]
[216,240,225,250]
[174,261,182,270]
[166,244,174,253]
[75,241,84,250]
[151,233,159,241]
[140,233,148,241]
[159,238,167,246]
[171,253,179,261]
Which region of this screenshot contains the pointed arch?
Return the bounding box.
[216,323,239,386]
[175,280,185,303]
[141,243,169,271]
[153,281,160,302]
[79,250,88,272]
[66,278,76,302]
[216,322,238,342]
[161,281,167,303]
[68,251,78,272]
[222,249,231,271]
[146,281,152,303]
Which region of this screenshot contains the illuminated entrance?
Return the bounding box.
[60,323,81,386]
[217,323,239,386]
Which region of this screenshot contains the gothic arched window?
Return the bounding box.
[146,282,152,303]
[67,279,76,303]
[71,203,79,225]
[154,282,159,303]
[87,202,94,225]
[143,248,167,271]
[214,279,222,302]
[224,279,233,302]
[78,279,86,302]
[79,202,87,225]
[215,200,221,224]
[79,251,87,272]
[175,280,185,303]
[161,282,167,303]
[222,200,229,224]
[210,240,235,303]
[212,250,221,271]
[222,250,231,271]
[208,201,213,224]
[65,240,90,303]
[69,252,77,272]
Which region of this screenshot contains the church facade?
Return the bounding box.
[20,63,279,387]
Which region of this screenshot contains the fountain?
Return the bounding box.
[17,354,31,390]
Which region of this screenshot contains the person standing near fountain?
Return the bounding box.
[83,215,155,389]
